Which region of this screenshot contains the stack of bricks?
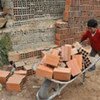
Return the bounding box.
[0,69,26,92]
[36,43,91,81]
[6,74,26,92]
[8,48,40,62]
[55,0,100,46]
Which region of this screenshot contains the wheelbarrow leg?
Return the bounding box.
[82,72,86,83]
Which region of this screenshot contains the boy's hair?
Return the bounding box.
[87,19,98,28]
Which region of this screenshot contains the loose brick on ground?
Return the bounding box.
[6,74,26,92]
[0,70,10,84]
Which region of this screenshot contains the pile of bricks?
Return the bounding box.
[0,69,27,92]
[55,0,100,46]
[36,42,91,81]
[8,49,34,62]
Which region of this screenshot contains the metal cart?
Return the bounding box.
[36,57,100,100]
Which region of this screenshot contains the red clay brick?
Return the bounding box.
[61,44,72,61]
[72,54,83,70]
[36,65,53,79]
[0,70,10,84]
[8,51,20,62]
[66,58,81,76]
[55,40,64,46]
[63,11,69,21]
[6,74,26,92]
[55,19,69,28]
[53,67,71,81]
[41,54,60,67]
[55,33,67,41]
[51,49,59,56]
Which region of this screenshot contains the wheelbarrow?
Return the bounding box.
[36,57,100,100]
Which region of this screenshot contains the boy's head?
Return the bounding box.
[87,19,98,33]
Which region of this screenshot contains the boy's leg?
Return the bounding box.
[88,49,97,71]
[97,51,100,56]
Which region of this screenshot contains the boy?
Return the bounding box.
[80,19,100,71]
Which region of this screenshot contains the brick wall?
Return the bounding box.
[55,0,100,46]
[1,0,100,51]
[11,0,65,21]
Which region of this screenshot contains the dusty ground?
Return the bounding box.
[0,47,100,100]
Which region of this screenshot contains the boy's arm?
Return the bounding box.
[80,31,89,43]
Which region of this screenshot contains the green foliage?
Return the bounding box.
[0,34,12,67]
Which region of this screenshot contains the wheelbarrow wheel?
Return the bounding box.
[38,79,52,100]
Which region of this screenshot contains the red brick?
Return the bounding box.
[61,44,72,61]
[41,54,60,67]
[36,65,53,79]
[8,51,20,62]
[65,0,72,5]
[55,33,67,41]
[55,40,64,46]
[6,74,26,92]
[72,54,83,70]
[55,19,69,28]
[63,11,69,21]
[56,28,70,34]
[0,70,10,84]
[51,49,60,56]
[53,67,71,81]
[66,58,81,76]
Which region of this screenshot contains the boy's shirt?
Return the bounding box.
[81,29,100,51]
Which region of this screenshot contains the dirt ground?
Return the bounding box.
[0,48,100,100]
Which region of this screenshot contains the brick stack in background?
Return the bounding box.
[55,0,100,46]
